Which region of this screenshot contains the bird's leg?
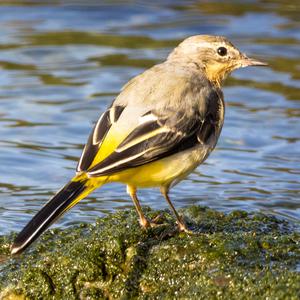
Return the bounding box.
[160,186,188,232]
[127,185,150,229]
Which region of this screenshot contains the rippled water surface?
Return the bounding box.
[0,0,299,234]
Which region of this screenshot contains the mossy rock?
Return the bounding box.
[0,206,299,299]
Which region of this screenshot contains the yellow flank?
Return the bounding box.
[108,160,166,187]
[106,145,209,188]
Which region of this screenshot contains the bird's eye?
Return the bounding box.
[217,47,227,56]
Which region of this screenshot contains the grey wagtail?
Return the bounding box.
[11,35,267,255]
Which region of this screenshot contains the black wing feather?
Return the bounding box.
[77,105,125,172]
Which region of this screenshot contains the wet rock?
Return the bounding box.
[0,206,299,299]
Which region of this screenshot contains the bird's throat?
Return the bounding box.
[204,63,231,88]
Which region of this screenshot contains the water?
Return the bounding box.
[0,0,299,235]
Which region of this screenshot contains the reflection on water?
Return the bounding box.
[0,0,299,234]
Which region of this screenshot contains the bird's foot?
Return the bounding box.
[177,218,194,234]
[139,217,151,229]
[139,214,166,229]
[150,213,165,226]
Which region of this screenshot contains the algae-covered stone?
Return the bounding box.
[0,206,299,299]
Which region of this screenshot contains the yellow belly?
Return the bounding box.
[105,145,210,188]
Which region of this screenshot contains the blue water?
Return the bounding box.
[0,0,300,235]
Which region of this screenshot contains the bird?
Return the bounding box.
[11,35,267,255]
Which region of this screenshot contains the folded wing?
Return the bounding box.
[86,107,217,177]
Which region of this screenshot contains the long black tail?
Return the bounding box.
[11,180,91,255]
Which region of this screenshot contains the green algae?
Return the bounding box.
[0,206,299,299]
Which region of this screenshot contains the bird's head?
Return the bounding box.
[168,35,267,87]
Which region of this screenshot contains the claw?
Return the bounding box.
[151,213,165,224]
[177,220,194,234]
[140,214,166,229]
[139,217,151,229]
